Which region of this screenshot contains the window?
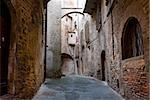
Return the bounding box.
[121,17,144,60]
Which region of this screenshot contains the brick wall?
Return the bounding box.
[6,0,44,99]
[122,56,149,99]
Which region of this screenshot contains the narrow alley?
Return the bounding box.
[33,75,123,100]
[0,0,149,100]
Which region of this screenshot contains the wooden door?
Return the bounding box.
[0,0,11,95]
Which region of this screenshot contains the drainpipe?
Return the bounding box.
[44,2,47,81]
[111,12,115,60]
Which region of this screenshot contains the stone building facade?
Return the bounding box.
[61,15,76,75]
[46,0,61,78]
[80,0,149,99]
[61,0,86,75]
[0,0,45,99]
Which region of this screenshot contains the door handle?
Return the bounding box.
[2,37,5,42]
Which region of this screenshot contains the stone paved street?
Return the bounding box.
[33,75,124,100]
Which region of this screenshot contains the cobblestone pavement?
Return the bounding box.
[33,75,124,100]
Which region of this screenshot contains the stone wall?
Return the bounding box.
[5,0,45,99]
[93,0,149,99]
[110,0,149,99]
[122,56,149,99]
[78,14,102,77]
[61,0,86,75]
[83,0,149,99]
[46,0,61,78]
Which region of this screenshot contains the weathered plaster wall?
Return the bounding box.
[78,14,102,77]
[5,0,45,98]
[61,16,73,55]
[61,16,76,75]
[46,0,61,77]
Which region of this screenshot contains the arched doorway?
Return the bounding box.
[121,17,144,60]
[101,50,105,81]
[0,0,11,95]
[61,53,74,75]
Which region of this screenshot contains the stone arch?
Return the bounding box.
[121,17,144,60]
[61,11,84,19]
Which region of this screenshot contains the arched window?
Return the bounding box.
[122,17,144,60]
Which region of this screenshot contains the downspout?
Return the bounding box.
[110,11,115,60]
[107,0,116,60]
[44,2,47,81]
